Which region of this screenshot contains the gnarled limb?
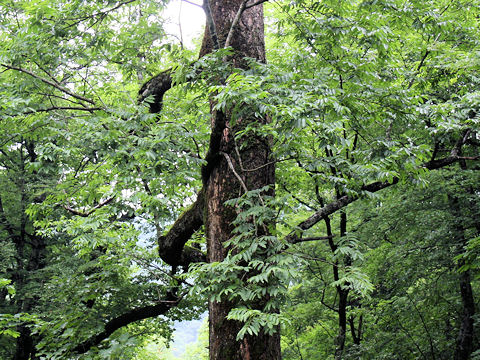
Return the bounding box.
[157,190,206,267]
[138,69,173,113]
[72,298,180,355]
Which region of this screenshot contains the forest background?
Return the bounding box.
[0,0,479,359]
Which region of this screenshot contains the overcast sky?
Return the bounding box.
[164,0,206,48]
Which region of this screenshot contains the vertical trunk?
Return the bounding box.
[14,327,35,360]
[335,289,348,360]
[200,1,279,359]
[9,145,45,360]
[348,314,362,346]
[449,193,476,360]
[322,210,346,359]
[454,266,475,360]
[13,153,35,360]
[13,236,43,360]
[334,211,349,360]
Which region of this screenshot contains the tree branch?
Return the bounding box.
[11,106,102,117]
[72,299,180,354]
[62,197,115,217]
[291,235,334,244]
[157,190,206,267]
[225,0,249,49]
[221,151,248,193]
[1,64,96,105]
[181,0,203,8]
[285,152,478,243]
[225,0,268,48]
[245,0,269,10]
[138,68,173,113]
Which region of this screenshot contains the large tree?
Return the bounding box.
[140,0,280,358]
[1,0,479,359]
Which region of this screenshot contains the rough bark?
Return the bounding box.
[199,0,266,63]
[138,1,279,358]
[200,1,279,359]
[138,68,173,113]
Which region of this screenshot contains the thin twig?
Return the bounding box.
[63,196,115,217]
[12,106,102,116]
[233,139,245,172]
[181,0,203,9]
[293,235,334,243]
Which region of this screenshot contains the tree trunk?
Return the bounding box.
[454,266,475,360]
[335,289,348,360]
[449,193,476,360]
[334,211,349,359]
[14,326,35,360]
[199,1,279,359]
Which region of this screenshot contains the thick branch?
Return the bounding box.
[72,299,179,354]
[201,110,227,184]
[138,68,173,113]
[286,153,478,243]
[157,190,206,267]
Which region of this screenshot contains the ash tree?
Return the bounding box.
[1,0,479,359]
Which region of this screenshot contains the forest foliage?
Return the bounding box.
[0,0,479,359]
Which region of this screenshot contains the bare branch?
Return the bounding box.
[291,235,334,244]
[181,0,203,9]
[225,0,249,49]
[11,106,102,117]
[63,197,115,217]
[225,0,268,48]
